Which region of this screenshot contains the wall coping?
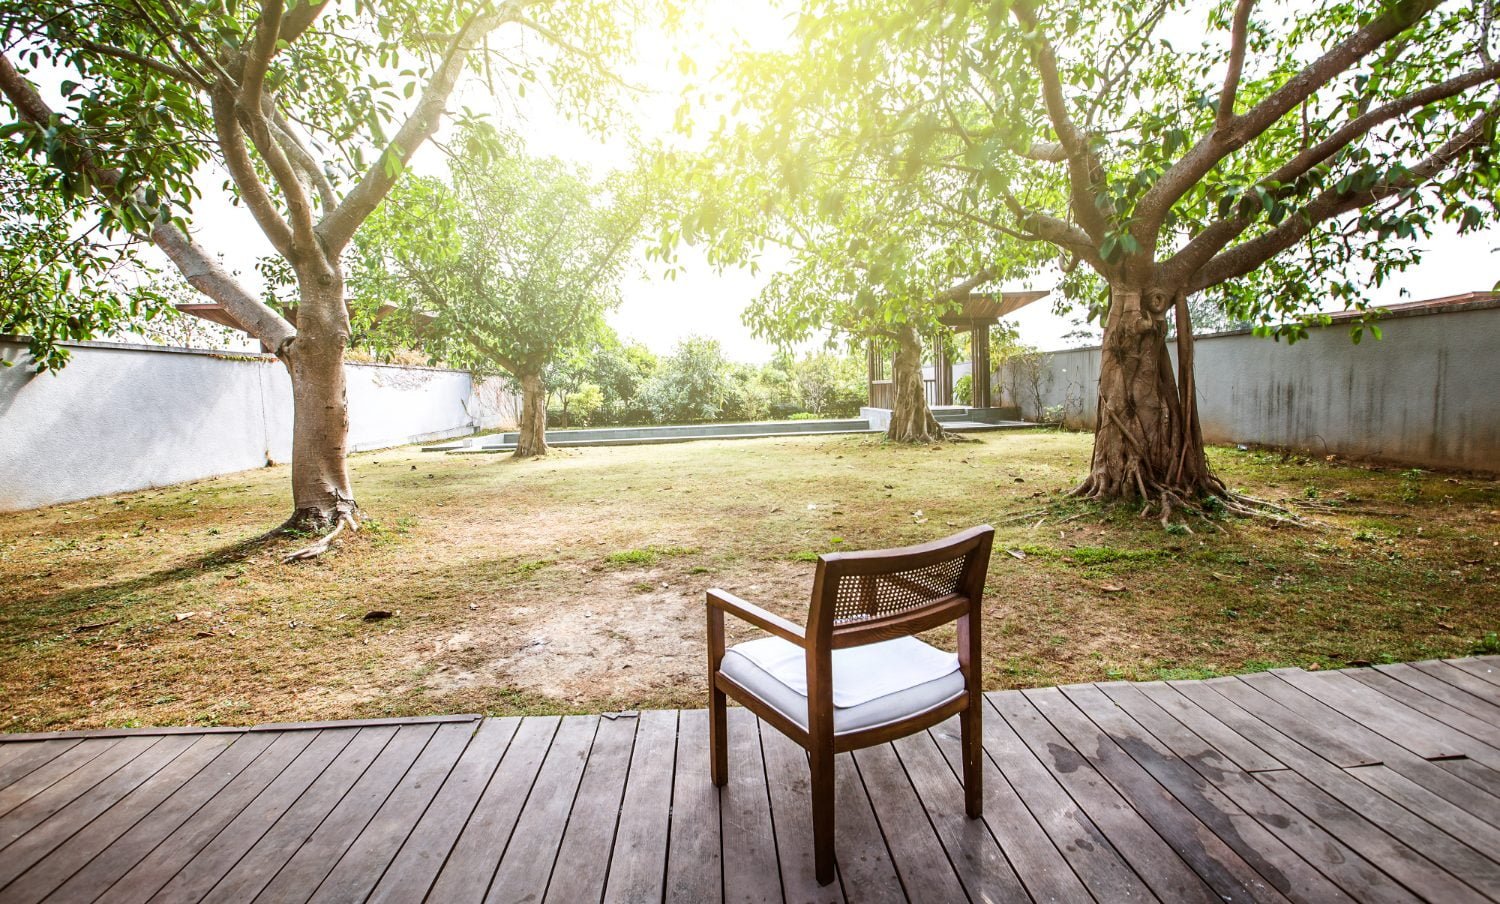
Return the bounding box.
[0,334,472,375]
[1038,291,1500,356]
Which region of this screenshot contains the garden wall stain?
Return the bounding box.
[1032,299,1500,473]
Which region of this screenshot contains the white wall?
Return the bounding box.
[0,339,518,511]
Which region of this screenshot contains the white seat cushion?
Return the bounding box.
[720,635,965,735]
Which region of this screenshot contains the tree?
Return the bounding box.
[668,136,1032,441]
[573,332,659,425]
[640,335,738,423]
[0,0,642,549]
[360,142,650,457]
[711,0,1499,516]
[793,351,865,417]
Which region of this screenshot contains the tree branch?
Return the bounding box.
[1216,0,1255,131]
[318,4,519,254]
[1162,61,1500,285]
[1190,103,1497,291]
[0,53,296,352]
[209,85,297,257]
[1010,0,1111,244]
[1134,0,1439,236]
[74,38,208,89]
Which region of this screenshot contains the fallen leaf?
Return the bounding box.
[363,610,393,622]
[1093,583,1127,593]
[194,630,216,638]
[73,620,119,633]
[1005,548,1026,561]
[173,612,195,622]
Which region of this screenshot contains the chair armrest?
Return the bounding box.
[707,589,806,647]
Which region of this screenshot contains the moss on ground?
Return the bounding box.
[1,430,1496,733]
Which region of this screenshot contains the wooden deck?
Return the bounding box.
[2,657,1499,903]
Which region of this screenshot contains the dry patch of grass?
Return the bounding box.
[1,430,1497,733]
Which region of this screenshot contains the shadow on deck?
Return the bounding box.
[1,657,1498,903]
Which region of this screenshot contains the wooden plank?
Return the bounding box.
[483,715,598,904]
[306,720,475,903]
[366,718,520,904]
[0,734,238,904]
[115,728,357,904]
[0,740,81,792]
[891,729,1029,902]
[38,731,270,903]
[425,716,558,904]
[993,690,1217,903]
[544,714,638,904]
[1129,684,1284,773]
[73,729,315,904]
[1175,680,1499,902]
[757,721,843,904]
[852,742,967,902]
[0,738,122,819]
[718,707,781,904]
[1204,676,1378,768]
[0,734,197,891]
[0,736,164,849]
[1411,660,1500,704]
[1346,668,1500,749]
[1256,770,1487,903]
[1061,684,1345,903]
[829,751,903,904]
[602,709,678,904]
[1034,686,1292,904]
[1448,657,1500,689]
[1099,682,1403,904]
[1267,670,1472,762]
[200,726,400,903]
[1348,764,1500,856]
[1436,758,1500,800]
[1248,673,1500,821]
[252,722,439,903]
[930,717,1093,904]
[1373,662,1500,723]
[665,707,723,904]
[979,693,1151,903]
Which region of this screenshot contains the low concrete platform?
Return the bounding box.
[424,413,1035,453]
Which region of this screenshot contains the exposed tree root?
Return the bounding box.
[282,511,360,562]
[1069,469,1306,531]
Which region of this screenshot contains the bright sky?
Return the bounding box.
[156,0,1499,360]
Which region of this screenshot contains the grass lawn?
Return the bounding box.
[2,429,1497,733]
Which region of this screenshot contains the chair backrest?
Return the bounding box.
[807,525,994,649]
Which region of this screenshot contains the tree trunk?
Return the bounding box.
[282,267,356,532]
[514,370,549,458]
[886,323,945,443]
[1075,287,1223,507]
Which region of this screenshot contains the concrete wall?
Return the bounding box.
[1028,300,1500,473]
[0,338,519,511]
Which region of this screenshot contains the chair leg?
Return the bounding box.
[961,699,983,818]
[810,746,836,885]
[709,686,728,787]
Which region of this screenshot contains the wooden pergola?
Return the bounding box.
[867,290,1049,409]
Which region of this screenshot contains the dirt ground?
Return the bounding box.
[2,430,1497,733]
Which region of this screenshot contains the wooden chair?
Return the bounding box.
[707,525,994,885]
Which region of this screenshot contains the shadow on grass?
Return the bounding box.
[13,529,288,622]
